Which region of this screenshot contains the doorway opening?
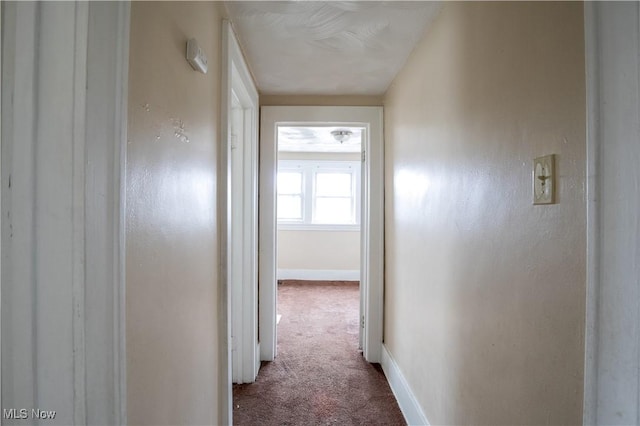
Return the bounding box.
[258,106,384,367]
[275,125,364,349]
[234,118,399,424]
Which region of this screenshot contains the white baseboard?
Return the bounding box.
[381,345,430,426]
[277,269,360,281]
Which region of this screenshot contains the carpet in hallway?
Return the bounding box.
[232,280,406,426]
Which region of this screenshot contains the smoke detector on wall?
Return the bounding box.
[186,38,208,74]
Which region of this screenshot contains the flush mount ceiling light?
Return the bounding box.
[330,129,353,143]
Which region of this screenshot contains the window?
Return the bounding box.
[277,171,303,220]
[277,160,360,230]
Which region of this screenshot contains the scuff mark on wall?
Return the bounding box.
[172,118,190,143]
[135,102,190,144]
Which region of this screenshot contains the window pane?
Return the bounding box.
[278,171,302,195]
[277,195,302,220]
[314,197,353,224]
[315,172,352,196]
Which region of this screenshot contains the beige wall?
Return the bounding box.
[383,3,586,425]
[278,230,360,271]
[277,152,360,272]
[126,2,223,424]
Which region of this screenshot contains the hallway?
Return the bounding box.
[3,2,639,425]
[233,281,404,425]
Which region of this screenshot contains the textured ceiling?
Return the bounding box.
[225,1,441,95]
[278,126,362,153]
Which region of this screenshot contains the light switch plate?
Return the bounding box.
[533,154,555,204]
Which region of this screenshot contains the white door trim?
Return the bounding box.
[1,2,4,409]
[583,4,599,422]
[1,2,129,423]
[259,106,384,363]
[85,4,130,422]
[220,20,260,425]
[229,26,260,385]
[583,2,640,424]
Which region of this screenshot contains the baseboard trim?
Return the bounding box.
[381,345,430,426]
[277,269,360,281]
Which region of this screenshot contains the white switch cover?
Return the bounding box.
[533,154,555,204]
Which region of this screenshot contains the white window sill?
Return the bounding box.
[277,223,360,232]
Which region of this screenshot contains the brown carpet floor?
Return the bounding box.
[232,280,406,426]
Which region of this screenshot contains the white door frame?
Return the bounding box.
[1,2,129,423]
[583,3,640,424]
[1,2,4,405]
[220,20,260,424]
[259,106,384,363]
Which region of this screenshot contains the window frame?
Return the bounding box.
[275,169,305,222]
[277,160,361,231]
